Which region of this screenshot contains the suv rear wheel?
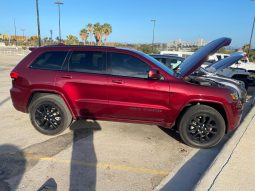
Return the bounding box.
[178,105,225,149]
[29,94,72,135]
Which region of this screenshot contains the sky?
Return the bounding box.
[0,0,254,47]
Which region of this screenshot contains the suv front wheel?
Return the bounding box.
[178,105,225,149]
[29,94,73,135]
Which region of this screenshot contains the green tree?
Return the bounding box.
[102,23,112,44]
[65,35,79,45]
[80,28,88,45]
[137,44,158,54]
[93,23,103,45]
[242,43,255,62]
[87,23,93,45]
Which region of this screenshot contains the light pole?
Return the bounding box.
[50,29,53,40]
[21,29,25,42]
[151,19,156,45]
[36,0,41,46]
[248,16,255,56]
[249,0,255,56]
[54,1,64,43]
[13,19,17,46]
[21,29,25,37]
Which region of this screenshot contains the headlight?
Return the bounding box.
[230,92,239,101]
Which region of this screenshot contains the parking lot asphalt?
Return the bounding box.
[0,55,194,191]
[0,55,254,191]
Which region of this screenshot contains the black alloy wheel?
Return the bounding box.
[178,105,225,148]
[29,94,72,135]
[35,103,62,130]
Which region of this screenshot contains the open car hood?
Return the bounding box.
[177,37,231,77]
[206,52,245,73]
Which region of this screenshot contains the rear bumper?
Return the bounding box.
[10,87,29,113]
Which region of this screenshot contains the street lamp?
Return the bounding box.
[21,29,25,37]
[248,0,255,56]
[21,29,25,42]
[13,19,17,46]
[36,0,41,46]
[151,19,156,45]
[248,16,255,56]
[54,1,64,43]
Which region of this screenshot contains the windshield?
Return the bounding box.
[135,51,176,76]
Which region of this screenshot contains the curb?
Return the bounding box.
[194,104,255,190]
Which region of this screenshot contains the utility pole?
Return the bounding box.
[54,1,64,43]
[21,29,25,37]
[14,19,17,46]
[50,29,53,44]
[50,29,53,40]
[21,29,25,42]
[248,16,255,56]
[36,0,41,46]
[151,19,156,45]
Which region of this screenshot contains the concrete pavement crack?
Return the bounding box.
[207,113,255,191]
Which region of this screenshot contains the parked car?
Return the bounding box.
[194,53,247,103]
[156,53,251,88]
[10,37,243,148]
[151,53,247,102]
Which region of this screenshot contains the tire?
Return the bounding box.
[178,105,225,149]
[29,94,72,135]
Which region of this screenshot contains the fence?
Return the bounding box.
[0,46,30,56]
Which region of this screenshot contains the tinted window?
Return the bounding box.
[155,57,166,64]
[69,51,106,74]
[165,58,183,69]
[135,51,175,76]
[30,51,67,70]
[109,52,151,78]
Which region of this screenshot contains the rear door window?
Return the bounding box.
[68,51,106,74]
[108,52,151,78]
[30,51,68,70]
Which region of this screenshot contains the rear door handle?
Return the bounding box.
[112,79,123,84]
[61,75,72,79]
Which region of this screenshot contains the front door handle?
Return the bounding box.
[112,79,123,84]
[61,75,72,79]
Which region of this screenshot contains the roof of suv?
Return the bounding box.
[29,45,136,52]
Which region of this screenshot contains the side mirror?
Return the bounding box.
[148,69,161,80]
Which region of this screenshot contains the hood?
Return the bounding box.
[206,52,245,73]
[177,37,231,77]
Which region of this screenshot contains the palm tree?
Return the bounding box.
[102,23,112,45]
[80,28,88,45]
[93,23,103,45]
[66,35,79,45]
[87,23,93,45]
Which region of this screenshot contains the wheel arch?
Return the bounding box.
[175,101,228,133]
[27,90,78,119]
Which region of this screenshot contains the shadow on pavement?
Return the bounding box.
[69,120,101,191]
[157,95,255,191]
[159,127,183,143]
[159,138,227,191]
[0,144,26,191]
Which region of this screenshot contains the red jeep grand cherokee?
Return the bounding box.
[10,37,243,148]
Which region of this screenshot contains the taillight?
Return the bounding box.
[10,72,19,80]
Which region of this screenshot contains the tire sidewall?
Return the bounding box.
[29,95,72,135]
[179,105,225,149]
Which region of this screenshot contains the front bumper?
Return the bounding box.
[227,100,243,132]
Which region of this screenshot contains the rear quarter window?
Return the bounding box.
[30,51,68,70]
